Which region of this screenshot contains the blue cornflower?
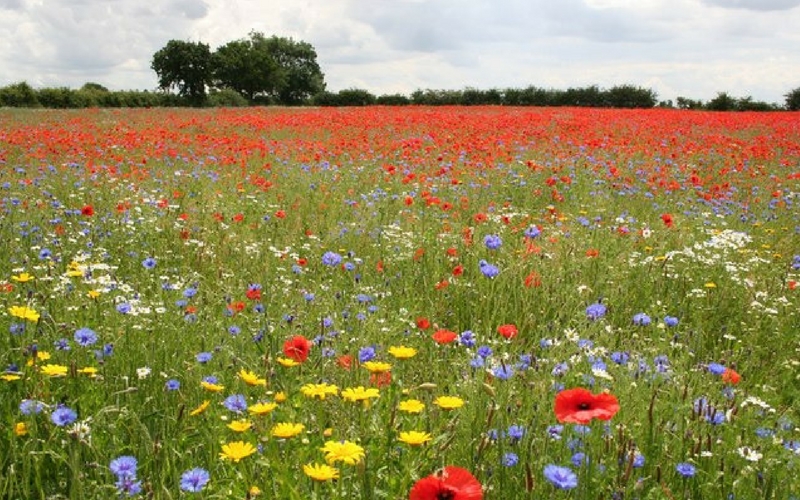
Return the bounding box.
[183,287,198,298]
[632,313,651,326]
[784,440,800,454]
[356,294,372,303]
[142,257,156,269]
[551,362,569,377]
[524,225,541,239]
[477,345,493,358]
[492,364,514,380]
[479,260,499,278]
[51,406,78,426]
[10,323,25,335]
[546,425,564,440]
[39,248,52,259]
[543,464,578,490]
[664,315,679,327]
[20,399,45,415]
[705,411,726,425]
[54,338,71,350]
[502,452,519,467]
[754,427,774,438]
[180,467,210,493]
[459,330,476,347]
[610,351,629,365]
[675,462,696,478]
[358,346,376,363]
[707,363,726,375]
[484,234,502,250]
[585,303,607,320]
[196,352,212,363]
[165,379,180,391]
[632,453,645,468]
[223,394,248,413]
[321,251,342,267]
[571,452,589,467]
[228,325,241,336]
[507,425,525,442]
[469,356,485,368]
[109,456,138,478]
[74,327,98,347]
[115,476,142,497]
[116,303,131,314]
[654,355,670,372]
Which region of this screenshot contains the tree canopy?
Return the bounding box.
[151,40,213,106]
[151,32,325,106]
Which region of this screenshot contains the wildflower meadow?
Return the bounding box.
[1,106,799,499]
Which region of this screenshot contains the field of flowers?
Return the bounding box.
[1,106,799,499]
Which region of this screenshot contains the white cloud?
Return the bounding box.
[0,0,797,102]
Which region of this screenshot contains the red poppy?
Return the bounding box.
[452,264,464,277]
[275,210,286,219]
[245,287,261,301]
[409,466,483,500]
[370,371,392,388]
[81,205,94,216]
[336,354,353,370]
[416,317,431,330]
[497,324,518,340]
[722,368,741,385]
[554,388,620,424]
[283,335,311,363]
[432,329,457,344]
[661,213,674,228]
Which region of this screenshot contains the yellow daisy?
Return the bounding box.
[14,422,28,436]
[77,367,98,377]
[26,351,51,366]
[8,305,40,322]
[87,290,102,299]
[398,399,425,414]
[190,400,211,416]
[271,422,305,439]
[238,369,267,387]
[341,386,380,403]
[11,272,34,283]
[219,441,256,462]
[434,395,465,410]
[274,391,288,403]
[388,346,418,359]
[277,357,300,367]
[300,383,339,400]
[40,364,68,377]
[201,381,225,392]
[320,440,365,465]
[227,419,252,432]
[1,373,22,382]
[362,361,392,373]
[398,431,433,446]
[248,402,278,416]
[303,463,340,481]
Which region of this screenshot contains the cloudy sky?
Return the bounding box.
[1,0,799,103]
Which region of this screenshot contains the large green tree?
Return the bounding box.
[258,33,326,104]
[786,87,800,111]
[151,40,212,105]
[212,31,325,104]
[211,35,283,101]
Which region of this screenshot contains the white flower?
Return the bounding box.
[737,446,762,462]
[136,367,152,379]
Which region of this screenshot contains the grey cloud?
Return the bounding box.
[0,0,22,10]
[700,0,800,10]
[171,0,209,20]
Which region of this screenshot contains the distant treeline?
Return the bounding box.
[1,81,798,111]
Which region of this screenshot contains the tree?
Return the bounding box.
[705,92,737,111]
[212,36,282,102]
[258,33,326,104]
[151,40,212,105]
[785,87,800,111]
